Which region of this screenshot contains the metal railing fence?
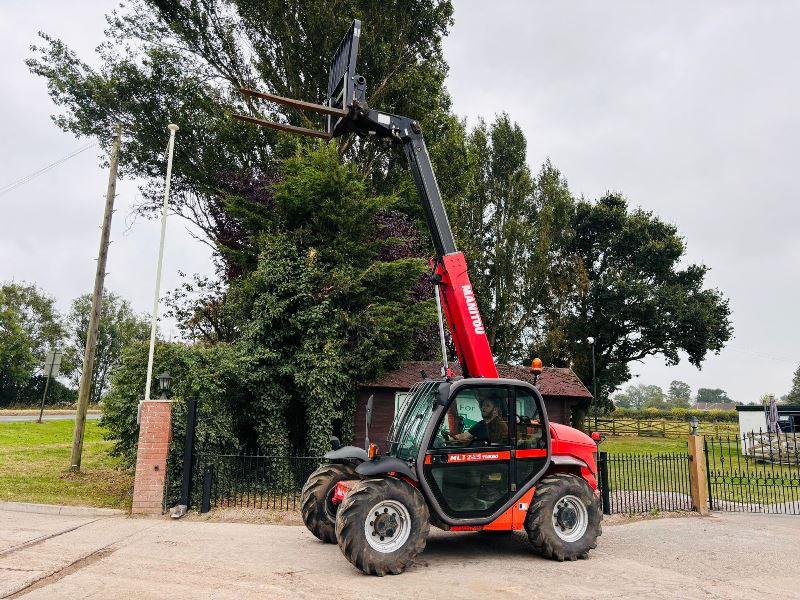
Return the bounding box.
[705,429,800,515]
[191,453,323,512]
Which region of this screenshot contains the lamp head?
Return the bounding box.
[157,372,172,398]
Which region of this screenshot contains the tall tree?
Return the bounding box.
[0,282,66,405]
[695,388,732,405]
[220,146,436,454]
[613,383,665,410]
[0,292,35,405]
[64,291,149,404]
[450,115,578,362]
[787,365,800,403]
[668,380,692,408]
[27,0,456,276]
[541,195,732,422]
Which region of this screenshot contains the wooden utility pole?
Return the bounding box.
[70,124,122,471]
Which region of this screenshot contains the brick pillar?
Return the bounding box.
[132,400,173,515]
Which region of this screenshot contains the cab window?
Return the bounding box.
[433,387,510,448]
[516,389,545,449]
[514,387,548,487]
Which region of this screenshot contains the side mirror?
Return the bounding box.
[330,435,341,451]
[366,394,374,429]
[436,382,451,406]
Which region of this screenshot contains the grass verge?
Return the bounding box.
[0,420,131,509]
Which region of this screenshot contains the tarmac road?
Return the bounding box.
[1,508,798,599]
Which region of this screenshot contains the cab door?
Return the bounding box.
[512,385,550,491]
[423,385,513,519]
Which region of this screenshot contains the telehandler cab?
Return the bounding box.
[235,20,602,576]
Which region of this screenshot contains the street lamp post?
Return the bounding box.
[588,337,597,431]
[141,123,178,420]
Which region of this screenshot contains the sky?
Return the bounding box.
[1,1,798,403]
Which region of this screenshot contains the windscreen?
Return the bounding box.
[387,380,439,462]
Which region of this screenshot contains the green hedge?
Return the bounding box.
[101,341,249,505]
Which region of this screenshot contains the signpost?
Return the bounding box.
[37,349,63,423]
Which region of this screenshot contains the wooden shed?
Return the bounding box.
[353,361,592,449]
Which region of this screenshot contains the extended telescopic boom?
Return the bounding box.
[233,20,498,379]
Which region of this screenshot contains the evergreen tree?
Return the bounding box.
[227,146,436,454]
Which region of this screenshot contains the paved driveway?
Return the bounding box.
[1,509,798,599]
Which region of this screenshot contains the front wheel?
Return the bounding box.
[335,478,429,576]
[301,463,358,543]
[525,473,602,561]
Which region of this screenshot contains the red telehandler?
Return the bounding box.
[235,20,601,576]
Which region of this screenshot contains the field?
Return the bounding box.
[600,435,687,454]
[0,420,132,508]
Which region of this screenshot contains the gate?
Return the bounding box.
[704,430,800,514]
[597,450,693,514]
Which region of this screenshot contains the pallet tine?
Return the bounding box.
[231,113,333,140]
[239,87,348,119]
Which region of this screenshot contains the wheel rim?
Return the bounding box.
[364,499,412,553]
[551,494,588,543]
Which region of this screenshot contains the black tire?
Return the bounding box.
[525,473,602,561]
[335,478,430,576]
[301,463,358,544]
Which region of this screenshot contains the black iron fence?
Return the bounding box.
[191,453,323,512]
[705,430,800,515]
[185,449,694,516]
[597,450,693,514]
[172,405,797,517]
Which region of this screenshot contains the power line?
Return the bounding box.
[0,141,98,197]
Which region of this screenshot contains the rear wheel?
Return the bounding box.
[335,478,429,576]
[301,463,358,543]
[525,473,601,561]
